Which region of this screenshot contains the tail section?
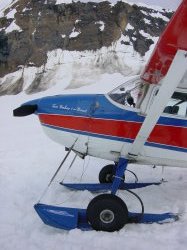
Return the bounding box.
[141,0,187,85]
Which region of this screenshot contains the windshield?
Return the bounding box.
[108,78,149,109]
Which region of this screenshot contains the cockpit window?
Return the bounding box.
[108,80,149,109]
[163,91,187,117]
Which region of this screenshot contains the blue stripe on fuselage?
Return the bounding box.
[25,94,187,128]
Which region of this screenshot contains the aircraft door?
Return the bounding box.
[86,95,125,161]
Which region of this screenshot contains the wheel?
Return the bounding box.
[86,194,128,232]
[99,164,125,183]
[99,164,116,183]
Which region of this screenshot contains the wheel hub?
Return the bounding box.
[105,173,113,182]
[100,209,114,224]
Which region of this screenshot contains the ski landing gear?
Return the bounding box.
[34,157,178,232]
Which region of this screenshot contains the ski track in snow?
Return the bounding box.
[0,83,187,250]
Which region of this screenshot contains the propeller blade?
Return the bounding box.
[13,105,37,117]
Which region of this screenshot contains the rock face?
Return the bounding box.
[0,0,173,80]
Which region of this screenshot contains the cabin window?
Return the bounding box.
[163,91,187,117]
[108,81,149,109]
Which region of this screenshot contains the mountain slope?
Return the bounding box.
[0,0,173,95]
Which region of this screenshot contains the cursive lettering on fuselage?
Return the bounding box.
[52,104,87,113]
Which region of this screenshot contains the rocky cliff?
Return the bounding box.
[0,0,173,95]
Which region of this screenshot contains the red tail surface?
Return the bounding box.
[141,0,187,84]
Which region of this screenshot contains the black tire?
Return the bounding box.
[99,164,125,183]
[86,194,128,232]
[99,164,116,183]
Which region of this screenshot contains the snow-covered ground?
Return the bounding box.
[0,1,187,249]
[0,77,187,250]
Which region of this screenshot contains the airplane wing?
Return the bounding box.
[128,0,187,158]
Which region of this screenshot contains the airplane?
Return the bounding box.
[13,0,187,232]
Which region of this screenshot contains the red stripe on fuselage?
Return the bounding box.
[148,124,187,148]
[39,114,140,139]
[39,114,187,149]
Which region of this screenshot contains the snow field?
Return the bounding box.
[0,87,187,250]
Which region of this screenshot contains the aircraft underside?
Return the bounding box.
[42,124,187,168]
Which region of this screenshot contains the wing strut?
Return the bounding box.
[128,50,187,159]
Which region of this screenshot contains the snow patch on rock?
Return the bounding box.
[69,28,81,38]
[5,20,22,33]
[95,21,105,31]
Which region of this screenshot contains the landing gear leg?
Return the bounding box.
[111,158,128,194]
